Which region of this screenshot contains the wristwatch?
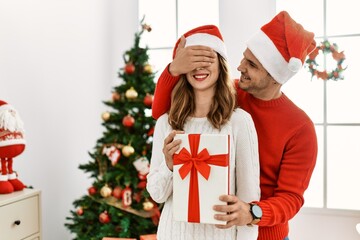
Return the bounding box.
[248,203,262,225]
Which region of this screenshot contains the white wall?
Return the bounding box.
[0,0,138,239]
[289,208,360,239]
[219,0,275,77]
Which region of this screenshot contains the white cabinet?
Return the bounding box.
[0,189,41,240]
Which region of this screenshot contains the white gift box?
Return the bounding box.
[173,133,229,225]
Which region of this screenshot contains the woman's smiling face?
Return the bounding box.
[186,52,220,93]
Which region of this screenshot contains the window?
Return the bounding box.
[276,0,360,210]
[138,0,219,81]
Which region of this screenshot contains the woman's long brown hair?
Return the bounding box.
[168,54,236,130]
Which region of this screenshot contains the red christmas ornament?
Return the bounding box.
[122,115,135,128]
[133,191,142,203]
[115,225,122,233]
[143,94,153,107]
[137,180,147,189]
[138,172,148,181]
[151,204,161,226]
[147,127,154,136]
[76,207,84,216]
[112,92,121,102]
[88,186,97,196]
[124,63,135,74]
[112,186,122,199]
[99,211,111,224]
[121,186,132,207]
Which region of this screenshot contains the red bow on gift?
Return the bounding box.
[173,134,228,223]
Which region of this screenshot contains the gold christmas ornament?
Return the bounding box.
[122,145,135,157]
[144,64,152,74]
[125,87,138,99]
[101,112,110,121]
[100,184,112,198]
[143,199,154,211]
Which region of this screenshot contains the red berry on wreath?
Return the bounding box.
[124,63,135,74]
[122,115,135,127]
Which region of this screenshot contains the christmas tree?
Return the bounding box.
[65,18,160,240]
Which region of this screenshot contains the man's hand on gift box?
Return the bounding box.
[162,130,184,171]
[213,195,253,229]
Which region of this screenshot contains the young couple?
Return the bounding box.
[147,11,318,240]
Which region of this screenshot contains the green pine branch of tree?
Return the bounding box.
[65,17,160,240]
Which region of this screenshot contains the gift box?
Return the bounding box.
[140,234,157,240]
[173,133,229,225]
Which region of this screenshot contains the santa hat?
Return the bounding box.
[246,11,316,84]
[0,100,25,148]
[173,25,228,60]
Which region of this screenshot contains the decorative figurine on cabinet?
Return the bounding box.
[0,100,26,194]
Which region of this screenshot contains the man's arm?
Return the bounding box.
[152,36,217,119]
[213,120,317,228]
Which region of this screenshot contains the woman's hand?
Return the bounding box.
[162,130,184,171]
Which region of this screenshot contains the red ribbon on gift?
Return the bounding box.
[173,134,228,223]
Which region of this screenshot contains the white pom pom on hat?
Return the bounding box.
[288,57,303,72]
[246,11,316,84]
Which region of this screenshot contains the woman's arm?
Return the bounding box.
[146,115,174,203]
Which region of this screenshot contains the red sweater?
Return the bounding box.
[152,68,318,240]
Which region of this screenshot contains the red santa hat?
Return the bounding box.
[0,100,25,148]
[173,25,228,60]
[246,11,316,84]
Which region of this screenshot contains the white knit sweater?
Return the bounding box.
[147,108,260,240]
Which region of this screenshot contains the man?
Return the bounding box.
[151,11,318,240]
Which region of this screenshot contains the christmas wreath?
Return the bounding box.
[305,40,346,81]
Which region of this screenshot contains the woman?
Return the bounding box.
[146,25,260,240]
